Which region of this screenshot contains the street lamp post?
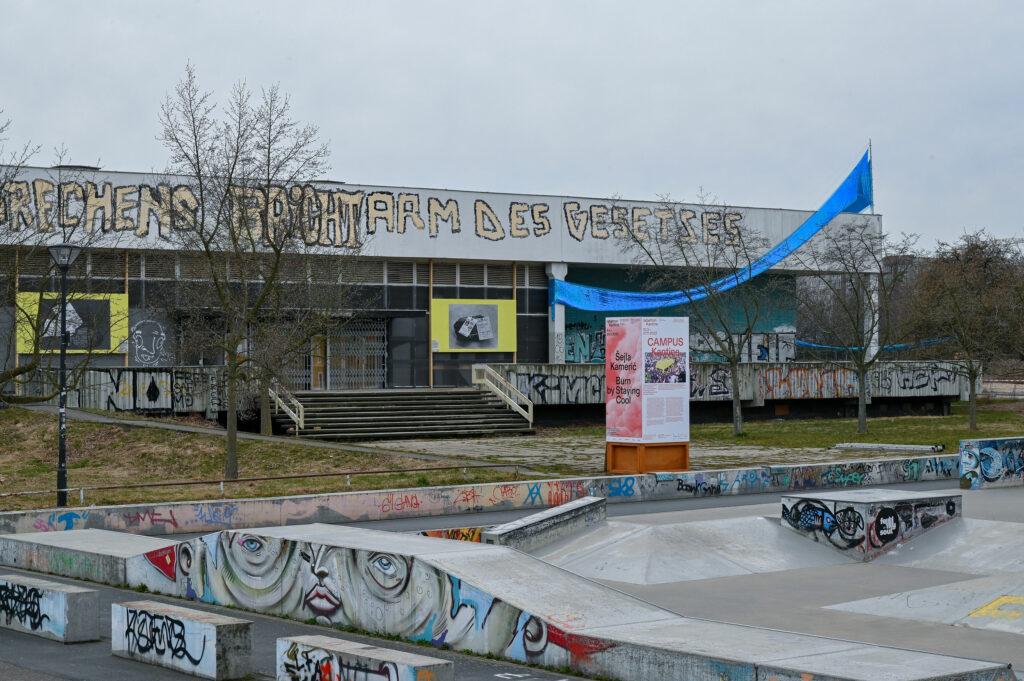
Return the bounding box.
[48,243,82,508]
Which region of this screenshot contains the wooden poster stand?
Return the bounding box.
[606,441,689,474]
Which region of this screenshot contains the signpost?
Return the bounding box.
[605,317,690,473]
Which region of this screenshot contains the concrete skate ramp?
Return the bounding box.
[113,523,1009,681]
[0,528,178,584]
[827,572,1024,636]
[534,517,859,584]
[870,517,1024,574]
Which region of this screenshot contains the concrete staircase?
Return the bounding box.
[274,388,533,441]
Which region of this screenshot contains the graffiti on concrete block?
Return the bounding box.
[0,582,50,631]
[782,498,866,550]
[281,641,402,681]
[123,606,206,665]
[783,496,959,557]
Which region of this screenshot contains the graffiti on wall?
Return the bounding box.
[961,438,1024,489]
[781,495,959,558]
[512,371,603,406]
[139,531,605,669]
[691,333,795,363]
[565,320,606,364]
[128,311,175,367]
[418,527,484,542]
[70,367,225,416]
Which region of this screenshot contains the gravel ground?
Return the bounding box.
[358,433,914,475]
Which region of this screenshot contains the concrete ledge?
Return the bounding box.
[112,600,251,680]
[781,489,961,561]
[0,573,98,642]
[482,495,605,552]
[0,529,178,584]
[277,635,453,681]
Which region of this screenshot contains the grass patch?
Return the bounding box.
[0,406,532,511]
[689,401,1024,452]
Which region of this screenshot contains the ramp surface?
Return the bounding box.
[827,572,1024,635]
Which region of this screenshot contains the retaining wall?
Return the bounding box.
[0,454,961,537]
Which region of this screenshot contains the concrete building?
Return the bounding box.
[1,164,879,394]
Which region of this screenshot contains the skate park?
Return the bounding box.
[1,447,1022,681]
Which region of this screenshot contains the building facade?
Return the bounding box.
[1,165,881,391]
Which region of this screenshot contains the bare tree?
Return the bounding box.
[158,65,349,477]
[905,231,1024,429]
[627,192,785,435]
[795,222,918,434]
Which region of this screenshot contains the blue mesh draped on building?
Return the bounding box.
[550,151,873,312]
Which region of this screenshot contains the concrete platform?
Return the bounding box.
[781,488,961,560]
[0,529,179,584]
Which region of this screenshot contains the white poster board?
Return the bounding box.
[606,316,689,444]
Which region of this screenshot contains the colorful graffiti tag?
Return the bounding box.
[781,494,960,559]
[961,437,1024,489]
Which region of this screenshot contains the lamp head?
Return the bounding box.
[47,243,83,269]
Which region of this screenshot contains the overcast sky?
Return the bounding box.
[2,1,1021,249]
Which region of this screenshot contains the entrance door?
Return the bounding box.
[311,336,327,390]
[327,319,387,390]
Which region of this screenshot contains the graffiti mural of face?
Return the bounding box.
[131,319,167,365]
[205,532,304,614]
[299,543,459,640]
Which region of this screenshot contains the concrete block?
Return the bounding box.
[112,600,251,680]
[277,635,453,681]
[481,495,606,552]
[0,573,98,642]
[781,489,961,561]
[961,437,1024,489]
[0,529,179,585]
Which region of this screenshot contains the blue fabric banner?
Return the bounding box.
[550,151,873,312]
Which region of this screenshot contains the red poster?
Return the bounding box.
[605,317,642,441]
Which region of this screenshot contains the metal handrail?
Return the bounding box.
[471,364,534,425]
[269,379,305,430]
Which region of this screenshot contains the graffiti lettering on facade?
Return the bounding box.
[123,607,206,665]
[0,583,50,631]
[1,179,744,250]
[565,321,605,364]
[690,366,732,399]
[512,371,603,406]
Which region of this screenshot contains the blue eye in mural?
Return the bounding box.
[239,536,264,553]
[372,555,396,576]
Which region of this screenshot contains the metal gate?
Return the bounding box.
[327,319,387,390]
